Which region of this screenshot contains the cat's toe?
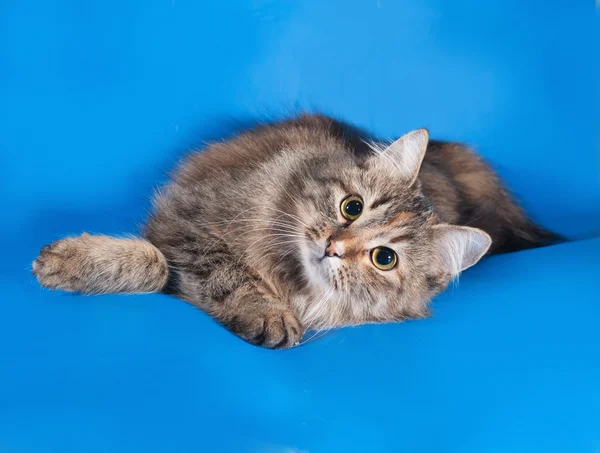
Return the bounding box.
[32,239,79,291]
[231,310,303,349]
[263,311,302,349]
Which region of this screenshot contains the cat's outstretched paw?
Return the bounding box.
[32,236,89,292]
[228,308,303,349]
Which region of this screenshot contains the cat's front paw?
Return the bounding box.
[32,236,88,292]
[228,308,303,349]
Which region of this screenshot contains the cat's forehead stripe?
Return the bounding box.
[313,175,352,194]
[388,210,414,223]
[357,208,418,231]
[389,234,412,243]
[370,196,394,209]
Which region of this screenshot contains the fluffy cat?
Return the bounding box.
[33,114,559,348]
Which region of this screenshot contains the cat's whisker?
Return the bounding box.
[306,324,337,345]
[251,239,300,257]
[300,323,335,346]
[203,205,294,243]
[201,219,301,254]
[259,207,311,229]
[237,235,300,266]
[211,219,301,238]
[226,229,304,247]
[250,240,301,264]
[211,217,299,228]
[235,227,304,237]
[300,288,333,337]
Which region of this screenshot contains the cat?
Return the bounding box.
[32,114,560,349]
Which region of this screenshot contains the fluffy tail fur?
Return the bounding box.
[495,220,564,254]
[32,233,169,294]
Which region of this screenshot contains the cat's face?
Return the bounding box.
[282,130,491,327]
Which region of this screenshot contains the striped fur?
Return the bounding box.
[33,114,558,348]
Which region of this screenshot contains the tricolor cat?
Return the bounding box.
[33,115,559,348]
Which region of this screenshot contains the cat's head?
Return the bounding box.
[280,129,491,327]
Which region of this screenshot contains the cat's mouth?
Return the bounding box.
[321,257,344,291]
[300,238,345,292]
[306,253,342,291]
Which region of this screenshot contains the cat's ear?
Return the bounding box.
[432,224,491,276]
[378,128,429,185]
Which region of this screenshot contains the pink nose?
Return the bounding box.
[325,239,344,257]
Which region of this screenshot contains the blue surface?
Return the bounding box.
[1,1,598,452]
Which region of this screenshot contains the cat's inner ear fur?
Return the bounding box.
[376,128,429,185]
[432,224,492,276]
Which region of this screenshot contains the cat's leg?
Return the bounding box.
[217,284,303,349]
[33,234,169,294]
[177,264,303,349]
[151,235,303,348]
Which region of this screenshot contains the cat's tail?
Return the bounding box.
[495,219,565,254]
[32,233,169,294]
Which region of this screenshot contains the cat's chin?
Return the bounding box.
[304,257,340,294]
[299,242,341,293]
[302,257,330,291]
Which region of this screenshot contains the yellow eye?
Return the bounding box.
[370,247,398,271]
[340,195,364,221]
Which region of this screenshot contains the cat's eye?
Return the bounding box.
[370,247,398,271]
[340,195,363,221]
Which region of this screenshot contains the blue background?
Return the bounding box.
[1,1,598,452]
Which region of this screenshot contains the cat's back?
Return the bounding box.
[419,139,495,224]
[174,115,339,188]
[420,140,557,253]
[144,115,342,255]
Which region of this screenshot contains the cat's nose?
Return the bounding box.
[325,239,344,258]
